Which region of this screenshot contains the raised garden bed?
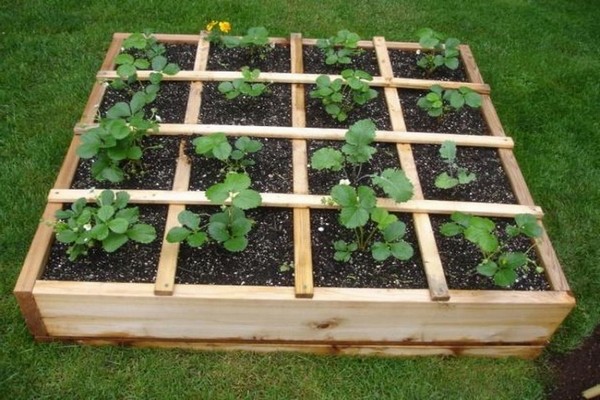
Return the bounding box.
[14,32,574,358]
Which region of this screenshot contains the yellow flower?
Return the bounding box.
[219,21,231,33]
[206,20,218,32]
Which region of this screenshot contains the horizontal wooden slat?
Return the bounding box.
[47,189,543,217]
[113,33,202,42]
[74,123,513,148]
[95,70,491,93]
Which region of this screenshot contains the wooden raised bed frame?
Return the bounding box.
[14,32,574,358]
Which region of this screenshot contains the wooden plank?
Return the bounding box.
[75,123,514,148]
[47,189,545,217]
[498,148,536,206]
[102,35,125,70]
[194,32,210,72]
[79,82,107,125]
[302,38,375,48]
[13,203,61,337]
[583,384,600,400]
[413,214,449,301]
[53,135,81,189]
[33,281,573,344]
[290,32,313,299]
[154,137,191,295]
[536,221,571,291]
[459,45,484,84]
[95,70,491,93]
[113,33,202,43]
[480,95,506,137]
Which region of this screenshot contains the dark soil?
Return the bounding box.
[175,206,294,285]
[307,140,401,195]
[186,136,293,193]
[100,81,190,123]
[199,82,291,126]
[206,44,291,72]
[430,215,550,290]
[546,325,600,400]
[388,49,469,81]
[42,205,168,283]
[412,144,517,203]
[310,210,427,288]
[302,46,380,76]
[399,89,490,134]
[163,43,197,70]
[71,135,180,190]
[305,87,391,130]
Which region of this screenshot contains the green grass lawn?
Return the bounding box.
[1,0,599,398]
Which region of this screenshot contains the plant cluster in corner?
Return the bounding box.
[310,69,378,122]
[417,84,482,118]
[415,27,460,74]
[312,119,415,262]
[316,29,363,65]
[434,141,476,189]
[52,190,157,261]
[440,212,544,287]
[218,66,269,99]
[167,133,263,252]
[204,20,232,45]
[221,26,272,61]
[78,31,181,183]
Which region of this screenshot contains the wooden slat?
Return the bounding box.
[75,123,514,148]
[498,148,536,206]
[96,70,491,93]
[535,222,571,291]
[53,135,81,189]
[113,33,202,43]
[459,45,484,84]
[154,142,191,295]
[290,32,313,298]
[480,95,506,137]
[374,36,449,301]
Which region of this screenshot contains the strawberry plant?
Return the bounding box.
[434,141,476,189]
[193,133,263,174]
[316,29,363,65]
[415,28,460,74]
[218,67,269,99]
[417,85,482,118]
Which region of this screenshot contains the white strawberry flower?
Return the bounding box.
[416,49,421,55]
[339,179,351,185]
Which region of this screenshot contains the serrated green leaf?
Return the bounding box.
[97,205,115,222]
[91,223,109,241]
[208,221,230,242]
[477,260,498,277]
[445,57,459,70]
[77,142,100,159]
[390,241,414,260]
[371,207,397,230]
[108,218,129,234]
[102,232,128,252]
[372,242,391,261]
[494,268,517,287]
[117,64,136,79]
[106,102,131,119]
[115,53,134,65]
[311,148,344,171]
[499,252,528,270]
[151,55,167,71]
[371,168,414,202]
[440,222,463,237]
[232,189,262,210]
[464,91,482,108]
[127,223,156,243]
[331,184,356,207]
[457,171,476,184]
[187,231,208,247]
[56,230,78,244]
[163,63,180,75]
[178,210,201,230]
[439,141,456,162]
[167,226,191,243]
[114,191,130,209]
[383,221,406,242]
[224,236,248,252]
[435,172,459,189]
[340,206,370,229]
[514,214,542,238]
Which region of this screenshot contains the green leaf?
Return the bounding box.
[116,64,136,79]
[444,57,459,70]
[390,241,414,260]
[448,90,465,109]
[115,53,134,65]
[439,141,456,162]
[499,252,528,270]
[465,227,499,253]
[151,55,167,71]
[101,166,124,183]
[127,224,156,243]
[55,210,74,220]
[56,230,78,244]
[100,191,116,207]
[494,268,518,287]
[187,231,208,247]
[225,172,251,191]
[107,119,130,139]
[108,218,129,234]
[106,102,131,119]
[130,92,147,115]
[224,236,248,252]
[218,81,234,94]
[464,91,482,108]
[339,205,370,229]
[102,232,128,252]
[127,146,142,160]
[114,191,130,209]
[457,171,476,184]
[205,182,230,204]
[450,212,471,227]
[208,221,230,242]
[77,142,100,158]
[91,223,109,241]
[232,189,262,210]
[372,242,391,261]
[311,148,344,171]
[115,207,138,223]
[514,214,542,238]
[162,63,180,75]
[331,185,356,207]
[167,226,191,243]
[435,172,459,189]
[440,222,463,237]
[235,136,262,153]
[230,217,252,237]
[97,205,115,222]
[382,221,406,242]
[477,260,498,277]
[133,58,150,69]
[371,168,414,202]
[371,207,397,230]
[178,210,201,230]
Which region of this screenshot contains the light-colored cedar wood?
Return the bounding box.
[75,123,514,148]
[459,45,484,84]
[194,33,210,72]
[374,36,449,301]
[40,337,544,358]
[480,95,506,137]
[113,33,202,43]
[32,281,573,345]
[497,148,536,206]
[95,70,491,93]
[47,189,545,217]
[154,142,191,295]
[302,38,376,48]
[535,221,571,291]
[53,135,81,189]
[102,35,125,70]
[13,203,62,336]
[583,384,600,400]
[290,32,314,298]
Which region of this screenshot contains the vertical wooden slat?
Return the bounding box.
[458,45,484,84]
[374,37,449,301]
[290,33,314,298]
[154,35,207,295]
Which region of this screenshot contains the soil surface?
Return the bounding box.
[42,205,168,283]
[71,135,180,190]
[399,89,490,134]
[302,46,380,76]
[430,215,550,290]
[199,82,292,126]
[163,43,197,70]
[546,325,600,400]
[311,210,427,288]
[388,49,469,81]
[186,136,293,193]
[176,206,294,286]
[206,44,291,72]
[412,144,517,203]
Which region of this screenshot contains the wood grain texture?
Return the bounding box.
[459,45,485,84]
